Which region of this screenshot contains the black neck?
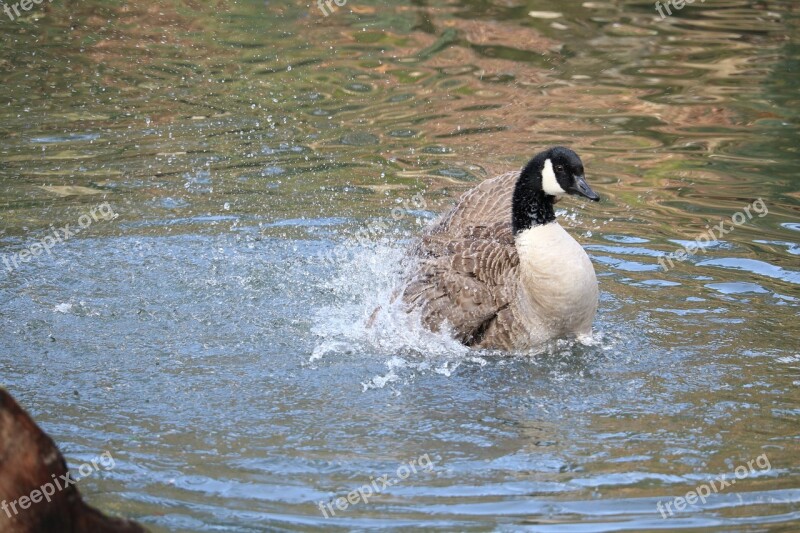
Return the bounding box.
[512,158,556,234]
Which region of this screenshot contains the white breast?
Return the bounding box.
[514,223,598,336]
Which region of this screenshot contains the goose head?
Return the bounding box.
[534,146,599,201]
[512,147,599,234]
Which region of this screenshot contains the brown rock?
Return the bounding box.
[0,389,146,532]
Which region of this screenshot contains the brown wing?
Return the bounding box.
[400,170,523,346]
[428,171,518,237]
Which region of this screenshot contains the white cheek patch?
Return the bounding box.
[541,159,566,196]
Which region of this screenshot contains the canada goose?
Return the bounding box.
[400,147,600,351]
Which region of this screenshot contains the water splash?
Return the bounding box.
[308,232,617,390]
[310,237,472,363]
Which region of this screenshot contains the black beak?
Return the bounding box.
[569,175,600,201]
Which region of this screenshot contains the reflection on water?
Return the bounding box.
[0,0,798,531]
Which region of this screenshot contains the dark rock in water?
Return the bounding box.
[0,389,146,533]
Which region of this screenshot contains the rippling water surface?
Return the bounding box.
[0,0,798,531]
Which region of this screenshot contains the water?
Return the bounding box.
[1,0,798,531]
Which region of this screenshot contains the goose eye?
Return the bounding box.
[555,165,565,173]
